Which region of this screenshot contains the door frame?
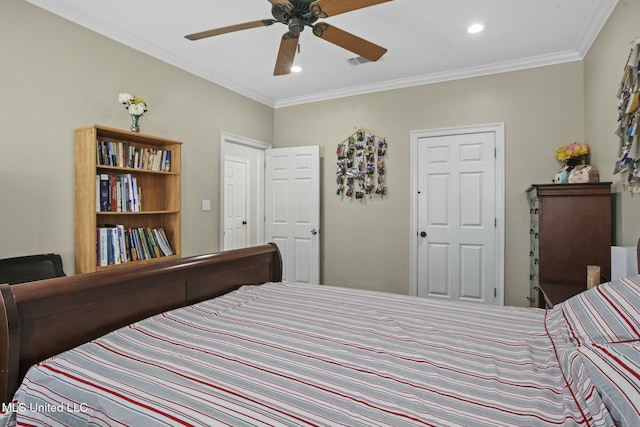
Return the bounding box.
[409,123,505,305]
[219,132,271,250]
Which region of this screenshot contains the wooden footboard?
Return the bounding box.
[0,243,282,404]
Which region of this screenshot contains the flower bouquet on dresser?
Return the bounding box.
[553,142,598,184]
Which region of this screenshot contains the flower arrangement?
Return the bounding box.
[119,92,148,132]
[555,142,590,165]
[119,92,148,115]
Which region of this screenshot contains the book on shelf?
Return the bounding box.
[154,228,175,256]
[97,174,110,212]
[130,228,143,260]
[96,173,142,212]
[97,140,171,171]
[96,225,175,266]
[137,228,153,259]
[116,225,127,263]
[164,151,171,172]
[98,228,108,267]
[106,227,118,265]
[111,175,118,212]
[147,227,162,258]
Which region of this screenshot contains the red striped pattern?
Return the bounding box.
[576,341,640,426]
[1,282,619,426]
[561,276,640,345]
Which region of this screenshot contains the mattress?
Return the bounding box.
[1,281,627,426]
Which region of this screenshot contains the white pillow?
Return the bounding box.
[578,341,640,427]
[560,275,640,345]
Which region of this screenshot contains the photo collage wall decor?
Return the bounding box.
[336,127,387,200]
[614,37,640,192]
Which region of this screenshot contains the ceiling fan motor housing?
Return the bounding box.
[272,0,319,32]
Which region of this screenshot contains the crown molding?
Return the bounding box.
[274,51,583,108]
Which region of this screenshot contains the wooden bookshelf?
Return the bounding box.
[75,124,182,273]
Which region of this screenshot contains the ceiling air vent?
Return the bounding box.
[347,56,372,66]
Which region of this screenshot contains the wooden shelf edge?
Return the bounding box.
[76,124,183,146]
[95,254,181,272]
[96,211,180,215]
[97,165,179,175]
[526,182,612,196]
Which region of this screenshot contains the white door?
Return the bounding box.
[220,132,269,251]
[223,155,249,250]
[265,146,320,284]
[412,125,504,305]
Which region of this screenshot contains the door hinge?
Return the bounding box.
[494,288,497,298]
[494,147,497,158]
[494,218,497,227]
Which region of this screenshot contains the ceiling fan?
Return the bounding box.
[185,0,392,76]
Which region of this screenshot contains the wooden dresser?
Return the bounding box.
[526,183,612,308]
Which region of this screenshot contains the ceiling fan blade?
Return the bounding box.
[313,23,387,62]
[309,0,392,18]
[267,0,293,10]
[274,31,299,76]
[185,19,276,41]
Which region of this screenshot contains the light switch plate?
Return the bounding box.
[201,199,211,211]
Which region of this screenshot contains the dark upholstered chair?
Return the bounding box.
[0,253,66,285]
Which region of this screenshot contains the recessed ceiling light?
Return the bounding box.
[467,23,484,34]
[290,65,303,73]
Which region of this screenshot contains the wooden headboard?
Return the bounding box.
[0,244,282,404]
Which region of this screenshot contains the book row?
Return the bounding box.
[97,140,171,172]
[96,173,141,212]
[97,225,175,267]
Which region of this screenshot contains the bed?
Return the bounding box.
[0,243,638,426]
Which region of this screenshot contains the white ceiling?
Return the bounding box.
[26,0,618,108]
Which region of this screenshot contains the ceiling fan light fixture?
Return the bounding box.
[290,65,303,73]
[467,23,484,34]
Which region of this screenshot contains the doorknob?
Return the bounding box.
[311,229,318,235]
[420,231,427,238]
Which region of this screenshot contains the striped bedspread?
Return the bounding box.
[1,282,614,426]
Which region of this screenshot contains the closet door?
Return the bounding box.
[265,146,320,284]
[416,131,497,305]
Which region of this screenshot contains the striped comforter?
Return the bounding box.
[0,282,615,426]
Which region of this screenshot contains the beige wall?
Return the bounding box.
[2,0,635,307]
[274,63,585,306]
[0,0,274,272]
[584,0,640,246]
